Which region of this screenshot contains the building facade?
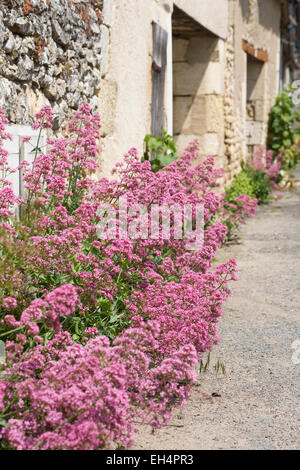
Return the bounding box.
[99,0,287,183]
[0,0,298,191]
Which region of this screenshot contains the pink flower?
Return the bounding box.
[2,297,17,310]
[0,104,249,450]
[32,105,53,130]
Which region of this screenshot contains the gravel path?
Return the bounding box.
[135,167,300,450]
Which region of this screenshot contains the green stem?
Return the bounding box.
[0,326,24,338]
[116,267,123,284]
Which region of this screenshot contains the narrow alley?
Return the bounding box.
[136,168,300,450]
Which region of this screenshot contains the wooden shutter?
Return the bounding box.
[151,22,168,139]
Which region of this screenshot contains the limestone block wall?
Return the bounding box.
[97,0,230,180]
[0,0,105,130]
[173,34,225,168]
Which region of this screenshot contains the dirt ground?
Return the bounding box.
[135,167,300,450]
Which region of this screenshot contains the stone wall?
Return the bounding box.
[174,0,228,40]
[223,0,281,184]
[223,24,244,184]
[98,0,172,177]
[173,34,225,168]
[0,0,282,186]
[98,0,230,178]
[0,0,105,130]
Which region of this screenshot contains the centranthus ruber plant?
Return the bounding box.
[248,144,282,189]
[0,103,250,450]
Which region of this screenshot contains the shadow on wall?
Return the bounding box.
[257,0,282,32]
[240,0,280,33]
[240,0,251,22]
[172,7,223,159]
[173,36,218,131]
[246,54,266,154]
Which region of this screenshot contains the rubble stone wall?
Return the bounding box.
[223,24,245,185]
[0,0,105,130]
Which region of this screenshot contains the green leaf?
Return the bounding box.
[283,139,292,147]
[0,420,10,428]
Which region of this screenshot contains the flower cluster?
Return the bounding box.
[249,144,282,189]
[0,105,253,450]
[0,322,197,450]
[215,193,257,242]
